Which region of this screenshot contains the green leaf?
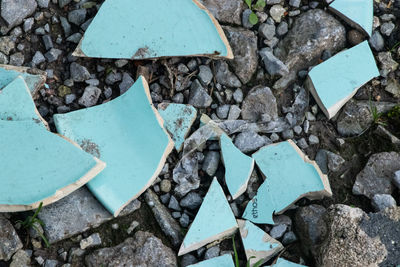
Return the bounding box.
[254,0,266,9]
[244,0,252,9]
[232,236,240,267]
[249,12,259,25]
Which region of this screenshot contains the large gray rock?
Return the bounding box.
[39,187,141,244]
[85,231,177,267]
[316,204,387,267]
[353,152,400,199]
[336,100,396,136]
[276,9,346,72]
[197,0,244,25]
[223,26,258,84]
[241,86,278,122]
[144,189,183,247]
[1,0,37,33]
[295,205,327,258]
[0,216,23,261]
[234,131,272,153]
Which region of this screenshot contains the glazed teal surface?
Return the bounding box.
[0,67,43,93]
[180,177,237,253]
[54,76,172,216]
[308,41,379,112]
[0,76,42,124]
[158,103,197,151]
[187,254,234,267]
[240,220,281,254]
[220,134,254,199]
[330,0,373,36]
[79,0,229,58]
[0,121,99,206]
[242,141,326,224]
[274,258,307,267]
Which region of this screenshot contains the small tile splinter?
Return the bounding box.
[73,0,233,59]
[242,140,332,224]
[178,177,238,256]
[54,76,174,217]
[0,64,46,96]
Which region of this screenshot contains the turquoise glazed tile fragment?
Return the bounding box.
[329,0,373,36]
[0,121,105,212]
[158,102,197,151]
[0,76,47,127]
[238,219,283,265]
[178,177,238,256]
[73,0,233,59]
[54,76,174,216]
[187,254,235,267]
[242,140,331,224]
[0,64,46,96]
[273,258,307,267]
[220,134,254,199]
[306,41,379,119]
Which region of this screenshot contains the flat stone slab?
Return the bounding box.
[178,177,238,256]
[187,254,235,267]
[238,219,283,265]
[329,0,373,36]
[38,187,141,244]
[242,140,332,224]
[0,121,104,212]
[158,103,197,152]
[74,0,232,59]
[306,41,379,119]
[54,76,173,216]
[0,65,46,96]
[220,134,254,199]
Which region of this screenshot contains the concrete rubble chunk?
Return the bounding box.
[80,233,102,249]
[85,231,177,267]
[0,216,23,261]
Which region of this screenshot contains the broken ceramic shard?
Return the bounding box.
[220,134,254,199]
[158,102,197,152]
[0,121,105,212]
[237,219,283,265]
[329,0,373,36]
[306,41,379,119]
[178,177,238,256]
[242,140,331,224]
[0,76,47,127]
[273,258,307,266]
[73,0,233,59]
[54,76,173,217]
[0,64,46,96]
[187,254,235,267]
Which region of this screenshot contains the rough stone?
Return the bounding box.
[269,5,286,22]
[119,72,134,95]
[202,151,220,176]
[259,23,276,40]
[353,152,400,199]
[70,62,90,82]
[0,36,15,55]
[241,86,278,122]
[10,250,30,267]
[214,61,242,88]
[371,194,397,211]
[189,79,212,108]
[234,131,272,153]
[85,231,177,267]
[44,48,62,62]
[78,86,101,107]
[259,48,289,77]
[1,0,37,32]
[377,52,399,77]
[0,216,23,261]
[197,0,244,25]
[68,9,87,26]
[198,65,213,86]
[180,192,202,210]
[270,224,287,239]
[223,26,258,83]
[369,31,385,51]
[80,233,102,249]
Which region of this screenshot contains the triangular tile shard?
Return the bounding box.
[242,140,331,224]
[0,121,105,212]
[0,76,48,128]
[54,76,174,217]
[187,254,235,267]
[220,134,254,199]
[0,65,46,96]
[158,102,197,152]
[73,0,233,59]
[329,0,373,36]
[306,41,379,119]
[273,258,307,267]
[178,177,238,256]
[238,220,283,266]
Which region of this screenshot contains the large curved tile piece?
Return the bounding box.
[0,64,46,96]
[0,121,105,212]
[242,140,332,224]
[329,0,373,36]
[73,0,233,59]
[54,76,174,216]
[0,76,48,128]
